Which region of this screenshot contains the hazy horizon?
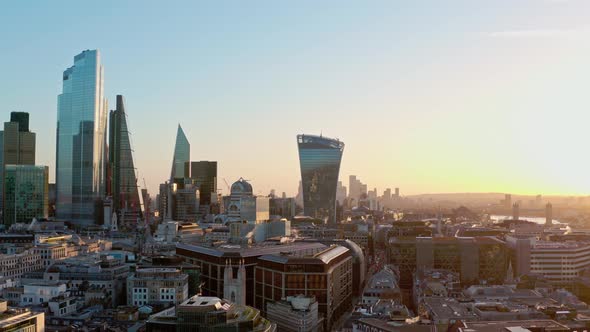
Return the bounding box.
[3,0,590,197]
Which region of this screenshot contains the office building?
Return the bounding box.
[172,182,200,222]
[546,202,553,226]
[297,134,344,224]
[187,161,217,208]
[266,295,323,332]
[127,268,189,306]
[0,301,44,332]
[22,255,129,308]
[3,165,48,225]
[146,295,276,332]
[255,245,353,331]
[109,95,142,224]
[0,112,36,213]
[506,236,590,285]
[56,50,108,225]
[269,197,296,219]
[336,181,347,205]
[171,125,189,181]
[158,182,169,220]
[0,249,42,279]
[388,236,508,287]
[176,241,327,306]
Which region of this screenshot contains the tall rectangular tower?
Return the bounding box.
[0,112,36,211]
[56,50,108,225]
[188,161,217,207]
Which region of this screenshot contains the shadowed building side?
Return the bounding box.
[109,95,142,224]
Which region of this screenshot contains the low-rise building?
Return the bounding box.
[413,269,461,308]
[33,242,76,267]
[507,236,590,285]
[362,266,401,306]
[0,300,45,332]
[146,295,276,331]
[0,249,41,279]
[127,268,189,306]
[266,295,323,332]
[20,281,67,306]
[22,254,130,307]
[452,319,570,332]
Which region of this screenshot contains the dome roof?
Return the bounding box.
[231,178,253,196]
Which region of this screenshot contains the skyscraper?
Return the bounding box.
[3,165,48,225]
[109,95,141,224]
[187,161,217,207]
[56,50,108,225]
[0,112,36,212]
[171,125,189,181]
[297,134,344,224]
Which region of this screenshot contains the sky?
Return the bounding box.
[1,0,590,197]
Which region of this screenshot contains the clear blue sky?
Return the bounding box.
[2,0,590,197]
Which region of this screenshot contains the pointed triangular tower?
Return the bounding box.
[170,125,190,181]
[109,95,142,225]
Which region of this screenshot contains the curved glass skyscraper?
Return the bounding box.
[297,134,344,224]
[56,50,108,225]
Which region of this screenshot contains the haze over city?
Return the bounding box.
[3,0,590,197]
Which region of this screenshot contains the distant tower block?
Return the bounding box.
[512,203,520,221]
[546,203,553,226]
[504,194,512,208]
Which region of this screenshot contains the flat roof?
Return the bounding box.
[177,241,327,258]
[258,245,349,265]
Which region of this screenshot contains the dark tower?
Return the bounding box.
[109,95,142,224]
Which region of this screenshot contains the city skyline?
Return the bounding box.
[3,1,590,197]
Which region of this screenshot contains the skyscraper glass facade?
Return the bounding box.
[297,134,344,224]
[0,112,36,212]
[188,161,217,206]
[171,125,190,180]
[109,95,142,221]
[3,165,48,225]
[56,50,108,224]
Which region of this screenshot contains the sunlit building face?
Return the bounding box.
[56,50,108,224]
[297,134,344,224]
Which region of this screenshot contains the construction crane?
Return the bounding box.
[223,178,230,194]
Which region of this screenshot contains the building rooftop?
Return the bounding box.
[297,134,344,150]
[457,319,570,332]
[0,308,42,328]
[257,245,349,265]
[177,241,327,259]
[355,318,433,332]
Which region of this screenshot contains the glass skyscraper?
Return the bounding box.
[3,165,48,225]
[109,95,142,223]
[297,134,344,224]
[188,161,217,207]
[171,125,190,180]
[56,50,108,225]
